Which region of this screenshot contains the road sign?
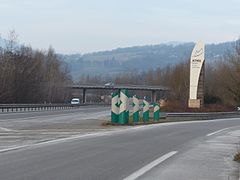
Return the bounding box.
[133,95,140,123]
[119,89,129,125]
[111,92,119,123]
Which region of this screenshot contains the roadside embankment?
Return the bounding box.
[104,111,240,126]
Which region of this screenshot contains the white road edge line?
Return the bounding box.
[0,145,27,153]
[1,120,240,153]
[0,130,129,153]
[206,127,231,137]
[123,151,178,180]
[0,127,14,132]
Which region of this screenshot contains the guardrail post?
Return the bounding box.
[153,103,160,121]
[133,95,140,123]
[119,89,129,125]
[83,88,86,103]
[111,92,119,123]
[151,90,157,103]
[143,98,149,123]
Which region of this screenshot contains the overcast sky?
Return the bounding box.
[0,0,240,54]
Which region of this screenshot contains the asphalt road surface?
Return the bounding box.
[0,106,112,150]
[0,115,240,180]
[0,106,110,122]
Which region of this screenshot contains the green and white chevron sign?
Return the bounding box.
[119,89,129,125]
[153,103,160,121]
[111,92,119,123]
[143,99,149,123]
[132,95,139,123]
[126,92,129,121]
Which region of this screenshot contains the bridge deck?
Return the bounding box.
[70,85,169,91]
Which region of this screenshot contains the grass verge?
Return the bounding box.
[102,114,166,126]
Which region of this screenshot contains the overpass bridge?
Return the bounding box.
[70,84,169,103]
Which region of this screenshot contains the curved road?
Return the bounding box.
[0,110,240,179]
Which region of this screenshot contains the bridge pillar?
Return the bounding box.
[83,88,86,103]
[151,90,157,103]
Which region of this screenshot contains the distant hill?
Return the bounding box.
[57,41,236,80]
[1,37,234,80]
[1,37,235,81]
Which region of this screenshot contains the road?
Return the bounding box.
[0,106,110,122]
[0,113,240,179]
[0,106,113,150]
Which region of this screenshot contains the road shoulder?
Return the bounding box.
[139,127,240,180]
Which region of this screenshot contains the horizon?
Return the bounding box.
[64,40,235,55]
[0,36,236,55]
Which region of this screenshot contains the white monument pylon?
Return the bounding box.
[188,41,205,108]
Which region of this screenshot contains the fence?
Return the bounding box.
[165,111,240,121]
[0,103,92,113]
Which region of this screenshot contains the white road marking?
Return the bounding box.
[1,118,240,153]
[0,145,27,153]
[0,127,14,131]
[206,127,233,136]
[123,151,178,180]
[0,130,125,153]
[0,125,173,153]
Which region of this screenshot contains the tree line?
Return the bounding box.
[78,39,240,108]
[0,32,72,103]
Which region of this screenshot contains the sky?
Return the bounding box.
[0,0,240,54]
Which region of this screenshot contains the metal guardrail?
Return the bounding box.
[70,84,169,91]
[0,103,108,113]
[0,104,78,113]
[165,111,240,121]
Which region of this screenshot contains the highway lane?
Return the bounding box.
[0,106,112,150]
[0,106,110,121]
[0,106,110,129]
[0,118,240,180]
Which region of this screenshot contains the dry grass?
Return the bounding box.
[233,151,240,163]
[101,114,166,126]
[161,101,235,112]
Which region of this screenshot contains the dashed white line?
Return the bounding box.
[123,151,178,180]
